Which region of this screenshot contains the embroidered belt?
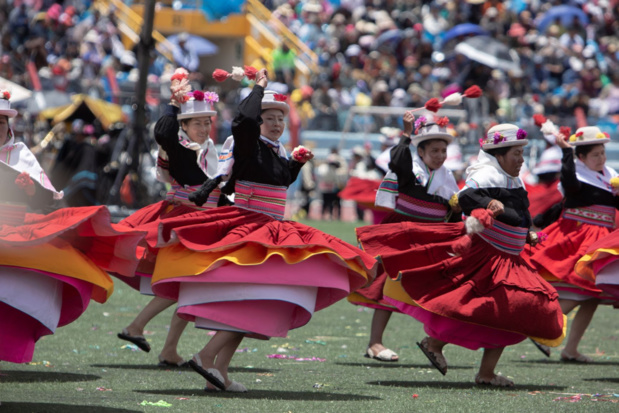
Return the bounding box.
[393,193,448,221]
[235,180,287,220]
[0,202,27,226]
[165,184,220,210]
[477,220,528,255]
[563,205,615,229]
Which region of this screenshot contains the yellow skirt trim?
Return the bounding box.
[153,243,369,283]
[0,238,114,303]
[383,275,419,307]
[529,314,568,347]
[576,248,619,281]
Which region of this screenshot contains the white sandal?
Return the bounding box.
[365,347,399,362]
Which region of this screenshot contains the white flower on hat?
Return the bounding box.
[441,93,462,106]
[230,66,246,82]
[540,119,558,135]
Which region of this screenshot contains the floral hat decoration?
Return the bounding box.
[411,114,454,147]
[479,123,528,150]
[212,66,289,115]
[567,126,610,146]
[0,89,18,118]
[171,68,219,120]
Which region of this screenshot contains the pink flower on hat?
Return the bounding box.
[493,132,503,144]
[516,129,527,140]
[204,91,219,103]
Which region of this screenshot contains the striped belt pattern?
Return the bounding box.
[477,220,528,255]
[377,176,398,195]
[393,193,449,221]
[563,205,616,229]
[235,180,287,220]
[0,202,27,226]
[165,184,220,210]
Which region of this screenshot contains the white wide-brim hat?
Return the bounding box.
[0,99,18,118]
[178,99,216,120]
[262,90,289,116]
[481,124,528,150]
[411,123,454,147]
[569,126,610,146]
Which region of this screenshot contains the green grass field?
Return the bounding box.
[1,219,618,412]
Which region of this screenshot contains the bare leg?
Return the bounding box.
[476,347,513,386]
[559,298,580,315]
[213,333,244,386]
[367,309,398,360]
[158,311,189,364]
[561,298,599,360]
[195,331,243,369]
[125,296,176,336]
[426,336,447,354]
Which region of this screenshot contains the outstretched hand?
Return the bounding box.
[403,111,414,136]
[256,68,268,88]
[555,133,571,149]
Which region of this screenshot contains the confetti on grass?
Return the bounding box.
[267,354,326,362]
[140,400,172,407]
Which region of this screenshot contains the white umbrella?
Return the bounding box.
[0,76,32,103]
[454,36,522,75]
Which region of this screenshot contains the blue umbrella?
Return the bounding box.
[442,23,488,43]
[167,34,219,56]
[371,29,403,50]
[536,5,589,32]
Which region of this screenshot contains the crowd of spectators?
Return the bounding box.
[266,0,619,140]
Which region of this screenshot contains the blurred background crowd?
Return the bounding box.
[1,0,618,219]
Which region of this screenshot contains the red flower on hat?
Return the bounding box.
[212,69,231,82]
[533,114,547,128]
[192,90,205,101]
[436,116,449,127]
[244,66,258,80]
[171,68,189,82]
[559,126,571,137]
[273,93,288,102]
[1,90,10,100]
[463,85,482,98]
[575,131,584,137]
[603,132,610,138]
[424,98,442,113]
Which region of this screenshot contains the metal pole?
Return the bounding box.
[129,0,156,200]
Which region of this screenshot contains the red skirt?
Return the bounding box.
[529,217,612,299]
[374,221,565,349]
[349,211,421,311]
[114,200,198,291]
[526,180,563,219]
[338,177,385,210]
[0,206,142,362]
[150,206,378,339]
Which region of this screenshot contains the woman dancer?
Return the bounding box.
[363,124,565,386]
[0,90,142,363]
[351,112,460,362]
[115,68,223,367]
[530,127,617,363]
[149,69,377,392]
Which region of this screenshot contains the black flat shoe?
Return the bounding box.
[188,355,226,390]
[157,355,189,368]
[117,328,151,352]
